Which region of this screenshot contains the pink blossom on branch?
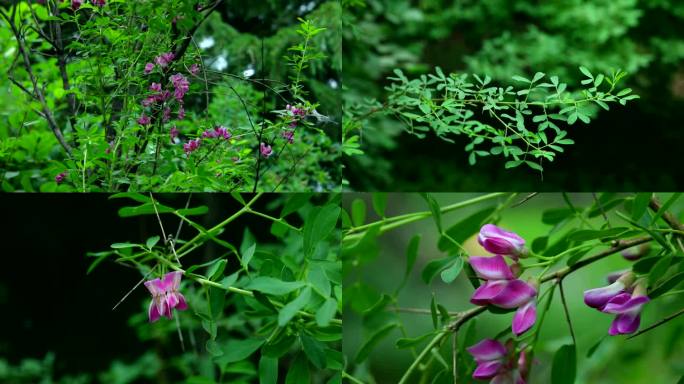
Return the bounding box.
[282,130,295,143]
[144,63,155,74]
[478,224,527,259]
[202,126,232,140]
[55,172,67,184]
[260,142,273,158]
[170,126,179,142]
[91,0,105,6]
[183,138,200,154]
[189,63,200,76]
[149,83,162,92]
[467,339,526,383]
[72,0,83,10]
[144,271,188,322]
[584,272,634,310]
[137,113,151,125]
[155,52,175,68]
[178,106,186,120]
[170,73,190,101]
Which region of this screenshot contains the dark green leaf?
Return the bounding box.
[246,277,306,296]
[259,356,278,384]
[632,193,652,221]
[285,354,310,384]
[301,334,327,369]
[649,256,673,285]
[396,332,437,349]
[404,234,421,280]
[430,294,438,329]
[567,227,628,242]
[214,338,264,366]
[351,198,366,226]
[438,207,496,251]
[649,271,684,299]
[315,298,338,327]
[278,286,312,326]
[421,193,443,233]
[355,323,398,363]
[372,193,388,217]
[551,344,576,384]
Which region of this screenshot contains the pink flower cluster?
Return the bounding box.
[72,0,105,10]
[55,171,67,184]
[583,272,649,335]
[202,126,232,140]
[170,73,190,101]
[467,339,528,384]
[144,52,175,75]
[469,224,537,336]
[144,271,188,322]
[183,138,201,155]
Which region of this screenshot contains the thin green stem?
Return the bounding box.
[398,331,449,384]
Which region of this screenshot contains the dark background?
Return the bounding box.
[0,194,282,379]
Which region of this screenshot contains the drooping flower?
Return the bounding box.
[149,82,162,92]
[155,52,175,68]
[137,113,151,125]
[71,0,83,10]
[478,224,527,259]
[469,255,538,336]
[282,130,295,143]
[170,126,179,142]
[584,272,634,310]
[144,62,155,74]
[189,63,200,76]
[183,138,201,154]
[467,339,526,384]
[144,271,188,322]
[602,284,650,336]
[55,172,67,184]
[91,0,105,6]
[260,142,273,158]
[170,73,190,101]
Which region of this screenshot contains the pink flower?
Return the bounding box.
[282,130,295,143]
[170,73,190,101]
[91,0,105,7]
[584,272,634,310]
[469,255,537,336]
[189,63,200,75]
[467,339,526,383]
[55,172,67,184]
[202,126,231,139]
[602,287,650,336]
[137,113,151,125]
[144,63,155,74]
[478,224,527,259]
[170,126,179,142]
[155,52,175,68]
[141,96,156,107]
[162,108,171,123]
[72,0,82,10]
[183,138,201,154]
[260,142,273,158]
[144,271,188,322]
[178,106,185,120]
[287,104,307,117]
[149,83,162,92]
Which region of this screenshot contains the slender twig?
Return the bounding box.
[627,307,684,339]
[558,279,577,346]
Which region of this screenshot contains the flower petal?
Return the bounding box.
[471,280,509,306]
[166,291,180,309]
[466,339,507,362]
[512,300,537,336]
[478,224,525,257]
[473,360,503,380]
[583,281,625,309]
[144,278,164,296]
[175,293,188,310]
[148,300,160,323]
[469,255,514,280]
[490,280,537,309]
[611,312,641,335]
[162,271,183,291]
[602,295,649,314]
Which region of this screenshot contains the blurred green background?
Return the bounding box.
[343,193,684,383]
[343,0,684,191]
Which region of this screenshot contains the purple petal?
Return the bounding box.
[148,300,160,322]
[471,280,509,306]
[612,312,641,335]
[583,281,625,309]
[490,280,537,309]
[467,339,506,362]
[166,291,179,309]
[512,300,536,336]
[162,271,183,290]
[473,360,503,380]
[144,278,165,296]
[469,255,514,280]
[602,295,649,314]
[175,293,188,310]
[478,224,525,257]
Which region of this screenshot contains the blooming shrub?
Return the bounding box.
[0,1,341,192]
[342,192,684,383]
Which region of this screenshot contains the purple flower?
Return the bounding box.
[170,126,179,142]
[202,126,231,139]
[162,108,171,123]
[155,52,175,68]
[141,96,156,107]
[55,172,67,184]
[91,0,105,6]
[469,255,537,336]
[467,339,526,383]
[189,63,200,76]
[602,289,650,336]
[183,138,201,154]
[178,106,185,120]
[170,73,190,101]
[260,142,273,158]
[144,271,188,322]
[144,63,155,74]
[72,0,82,10]
[149,83,162,92]
[287,104,307,117]
[584,272,634,310]
[282,130,295,144]
[478,224,527,259]
[137,113,151,126]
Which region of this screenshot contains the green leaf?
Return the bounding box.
[551,344,576,384]
[421,193,443,233]
[579,66,593,79]
[259,356,278,384]
[567,227,628,242]
[278,286,312,326]
[440,257,464,284]
[396,332,437,349]
[206,340,223,357]
[649,271,684,299]
[246,277,306,296]
[146,236,160,248]
[241,243,256,271]
[110,242,139,249]
[438,207,496,251]
[303,204,340,256]
[214,338,265,366]
[586,336,606,358]
[648,256,672,285]
[301,334,327,369]
[315,298,338,327]
[207,259,227,281]
[422,255,457,284]
[372,193,388,217]
[351,198,366,226]
[650,193,682,226]
[632,193,652,221]
[512,75,530,83]
[542,208,574,225]
[525,161,543,172]
[355,323,398,363]
[430,294,438,329]
[404,234,421,280]
[285,354,310,384]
